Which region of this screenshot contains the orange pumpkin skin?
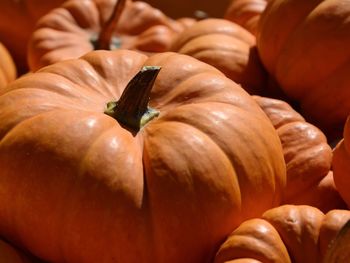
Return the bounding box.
[142,0,230,18]
[0,239,40,263]
[257,0,350,140]
[0,50,285,263]
[28,0,192,71]
[214,205,350,263]
[0,43,16,89]
[323,218,350,263]
[224,0,268,36]
[171,18,267,94]
[252,96,345,212]
[333,116,350,208]
[0,0,66,74]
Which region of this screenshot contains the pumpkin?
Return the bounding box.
[332,116,350,208]
[214,205,350,263]
[27,0,195,71]
[0,238,41,263]
[257,0,350,140]
[224,0,268,36]
[0,49,285,263]
[323,220,350,263]
[253,96,346,212]
[0,0,66,74]
[170,18,268,94]
[143,0,231,18]
[0,42,16,89]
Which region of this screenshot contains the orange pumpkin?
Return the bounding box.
[253,96,346,212]
[28,0,195,71]
[214,205,350,263]
[224,0,268,36]
[0,50,285,263]
[323,220,350,263]
[333,116,350,208]
[0,42,17,89]
[171,18,268,94]
[0,0,66,73]
[143,0,230,18]
[257,0,350,140]
[0,238,40,263]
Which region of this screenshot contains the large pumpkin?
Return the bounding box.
[0,42,16,89]
[214,205,350,263]
[253,96,346,212]
[0,50,286,263]
[28,0,195,71]
[224,0,268,36]
[333,116,350,208]
[0,0,66,73]
[171,18,268,94]
[257,0,350,140]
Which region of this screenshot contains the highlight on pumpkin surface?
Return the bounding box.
[0,0,349,262]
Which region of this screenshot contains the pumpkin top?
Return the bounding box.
[0,49,286,263]
[27,0,190,71]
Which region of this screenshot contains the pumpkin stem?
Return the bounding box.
[104,66,161,133]
[95,0,127,50]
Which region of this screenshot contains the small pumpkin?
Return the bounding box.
[0,50,285,263]
[253,96,346,212]
[332,116,350,208]
[214,205,350,263]
[224,0,268,36]
[28,0,195,71]
[257,0,350,140]
[0,42,17,89]
[0,0,66,73]
[171,18,268,94]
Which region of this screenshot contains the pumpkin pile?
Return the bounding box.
[0,0,349,262]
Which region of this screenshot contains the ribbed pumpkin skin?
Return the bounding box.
[0,0,66,73]
[171,18,267,94]
[252,96,345,212]
[28,0,191,71]
[257,0,350,140]
[0,50,285,263]
[214,205,350,263]
[224,0,268,36]
[0,43,16,89]
[333,116,350,208]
